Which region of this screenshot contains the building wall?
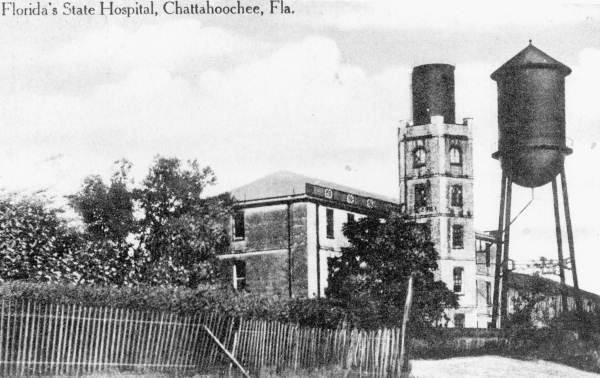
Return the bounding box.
[306,203,364,298]
[221,202,308,297]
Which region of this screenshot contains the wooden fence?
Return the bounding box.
[0,299,506,377]
[233,319,406,377]
[0,300,236,376]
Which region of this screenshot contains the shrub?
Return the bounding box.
[0,281,290,319]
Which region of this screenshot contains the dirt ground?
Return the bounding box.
[411,356,600,378]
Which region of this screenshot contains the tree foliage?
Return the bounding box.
[68,156,233,287]
[326,213,458,329]
[0,194,78,282]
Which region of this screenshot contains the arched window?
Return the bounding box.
[413,147,427,168]
[449,147,462,166]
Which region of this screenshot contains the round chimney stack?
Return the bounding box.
[412,64,455,126]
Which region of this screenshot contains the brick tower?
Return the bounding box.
[398,64,477,327]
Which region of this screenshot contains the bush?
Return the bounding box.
[0,281,290,319]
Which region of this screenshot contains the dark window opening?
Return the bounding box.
[233,211,245,239]
[414,183,430,211]
[453,267,463,293]
[326,208,334,239]
[450,185,463,207]
[452,224,464,249]
[413,147,427,168]
[347,213,355,224]
[486,282,492,305]
[233,260,246,290]
[485,243,491,267]
[454,313,465,328]
[449,147,462,166]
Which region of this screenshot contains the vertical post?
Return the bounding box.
[399,273,414,376]
[500,179,513,326]
[287,202,293,298]
[552,177,569,313]
[560,167,583,312]
[491,173,507,328]
[315,202,321,298]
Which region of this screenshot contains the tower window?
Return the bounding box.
[450,185,463,207]
[414,183,430,211]
[233,260,246,290]
[413,147,427,168]
[453,267,463,293]
[233,211,245,239]
[326,208,334,239]
[449,147,462,166]
[452,224,464,248]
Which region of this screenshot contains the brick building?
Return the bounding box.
[218,171,397,299]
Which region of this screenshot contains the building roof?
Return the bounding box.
[509,272,600,303]
[229,171,398,204]
[491,43,571,80]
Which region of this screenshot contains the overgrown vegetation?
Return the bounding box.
[0,156,233,288]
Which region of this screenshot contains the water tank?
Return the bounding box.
[491,43,572,188]
[412,64,455,125]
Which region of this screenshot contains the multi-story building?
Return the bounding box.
[217,171,397,299]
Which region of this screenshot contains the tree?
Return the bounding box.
[0,193,79,282]
[68,159,136,245]
[68,159,137,285]
[326,213,458,329]
[134,157,233,287]
[68,156,233,287]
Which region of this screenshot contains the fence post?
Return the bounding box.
[399,272,414,377]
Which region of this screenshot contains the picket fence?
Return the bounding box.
[0,300,410,377]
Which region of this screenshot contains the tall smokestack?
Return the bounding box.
[412,64,455,125]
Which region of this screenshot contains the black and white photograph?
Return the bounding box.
[1,1,600,377]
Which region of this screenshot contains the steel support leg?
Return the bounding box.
[491,174,507,328]
[500,179,512,326]
[560,167,583,313]
[552,177,569,313]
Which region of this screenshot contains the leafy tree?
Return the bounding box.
[133,157,233,287]
[68,159,136,245]
[68,160,137,285]
[326,213,458,329]
[0,193,78,282]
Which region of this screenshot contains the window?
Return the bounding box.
[485,243,491,267]
[347,213,355,224]
[486,282,492,305]
[452,224,464,248]
[233,260,246,290]
[326,208,334,239]
[450,185,463,207]
[412,147,427,168]
[414,183,430,211]
[449,147,462,166]
[454,313,465,328]
[233,211,245,239]
[453,267,463,293]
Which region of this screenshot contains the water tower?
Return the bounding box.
[490,42,582,327]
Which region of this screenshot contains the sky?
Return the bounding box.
[1,0,600,291]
